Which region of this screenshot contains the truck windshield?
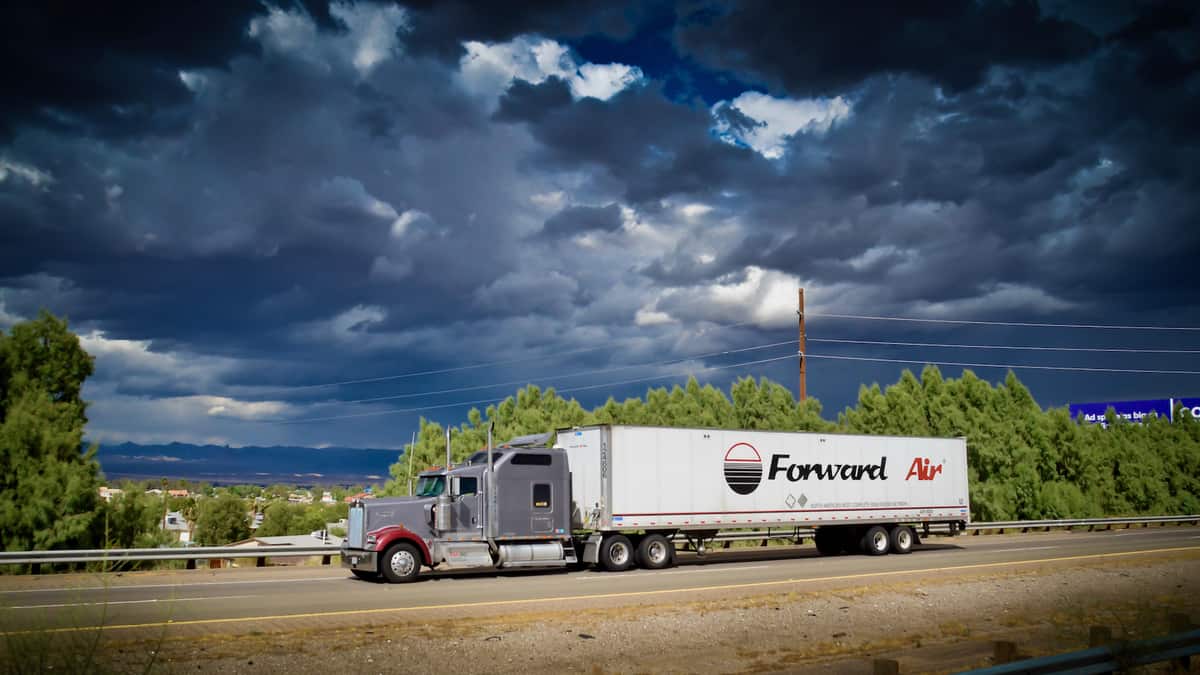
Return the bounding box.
[414,475,445,497]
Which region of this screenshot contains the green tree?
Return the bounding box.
[194,493,250,545]
[0,311,101,552]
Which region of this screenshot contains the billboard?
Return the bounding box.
[1069,399,1172,427]
[1176,398,1200,420]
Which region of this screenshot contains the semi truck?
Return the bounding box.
[341,424,970,582]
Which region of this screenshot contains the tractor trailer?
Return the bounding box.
[341,424,970,582]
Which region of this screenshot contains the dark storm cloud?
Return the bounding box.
[400,0,643,60]
[493,78,574,123]
[541,203,623,236]
[674,0,1099,95]
[2,0,1199,448]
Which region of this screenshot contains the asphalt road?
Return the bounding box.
[2,526,1197,637]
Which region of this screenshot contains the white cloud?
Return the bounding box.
[679,202,713,219]
[635,307,676,326]
[712,92,852,159]
[201,395,292,420]
[248,2,408,78]
[390,209,431,238]
[0,158,54,188]
[459,35,643,102]
[331,304,387,336]
[571,62,643,100]
[329,1,408,76]
[0,299,22,330]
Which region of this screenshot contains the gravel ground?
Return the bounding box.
[6,550,1199,674]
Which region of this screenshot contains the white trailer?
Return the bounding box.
[557,424,969,567]
[343,424,971,582]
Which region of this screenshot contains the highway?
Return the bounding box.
[1,526,1197,638]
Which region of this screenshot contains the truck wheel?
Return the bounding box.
[861,525,891,556]
[814,528,841,556]
[380,542,422,583]
[890,525,915,554]
[636,534,675,569]
[599,534,634,572]
[351,569,379,581]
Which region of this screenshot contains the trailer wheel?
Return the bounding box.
[861,526,891,556]
[380,542,422,583]
[814,528,842,556]
[636,534,675,569]
[599,534,634,572]
[351,569,379,581]
[890,525,915,554]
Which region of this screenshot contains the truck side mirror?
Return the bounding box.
[448,476,460,497]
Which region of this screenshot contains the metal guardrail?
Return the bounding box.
[958,628,1200,674]
[0,515,1196,566]
[0,545,339,566]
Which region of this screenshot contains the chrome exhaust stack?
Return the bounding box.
[435,427,452,531]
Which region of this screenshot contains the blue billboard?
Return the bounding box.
[1176,398,1200,421]
[1069,399,1172,427]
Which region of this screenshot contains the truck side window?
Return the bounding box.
[512,453,552,466]
[459,477,477,496]
[532,483,551,509]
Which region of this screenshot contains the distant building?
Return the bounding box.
[287,491,313,504]
[321,491,335,504]
[227,533,341,566]
[161,511,193,544]
[168,489,190,498]
[98,486,124,502]
[343,491,375,503]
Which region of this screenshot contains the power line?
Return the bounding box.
[807,353,1200,375]
[253,319,761,396]
[337,339,799,405]
[273,353,797,424]
[808,312,1200,331]
[810,338,1200,354]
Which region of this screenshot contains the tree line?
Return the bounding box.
[382,369,1200,523]
[2,311,1197,558]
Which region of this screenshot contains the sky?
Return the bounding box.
[1,0,1198,450]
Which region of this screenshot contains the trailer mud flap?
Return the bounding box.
[581,533,603,564]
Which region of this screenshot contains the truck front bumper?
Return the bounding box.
[341,547,378,573]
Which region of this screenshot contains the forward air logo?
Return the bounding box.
[906,457,943,481]
[724,442,763,495]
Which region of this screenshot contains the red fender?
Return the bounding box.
[370,526,432,566]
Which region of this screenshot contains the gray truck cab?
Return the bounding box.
[342,434,577,582]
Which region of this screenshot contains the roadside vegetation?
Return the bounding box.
[2,311,1198,564]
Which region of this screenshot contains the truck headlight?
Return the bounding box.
[365,534,377,547]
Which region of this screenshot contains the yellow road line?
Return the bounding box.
[6,544,1198,636]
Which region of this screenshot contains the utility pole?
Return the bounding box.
[798,287,807,402]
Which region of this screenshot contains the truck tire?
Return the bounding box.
[861,525,891,556]
[380,542,422,583]
[599,534,634,572]
[351,569,379,581]
[636,534,675,569]
[814,528,842,556]
[890,525,915,554]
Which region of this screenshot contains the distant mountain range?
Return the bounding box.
[92,441,402,487]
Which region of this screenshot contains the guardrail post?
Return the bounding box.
[1089,626,1112,647]
[993,641,1018,664]
[256,556,266,567]
[872,658,900,674]
[321,554,332,565]
[186,559,195,570]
